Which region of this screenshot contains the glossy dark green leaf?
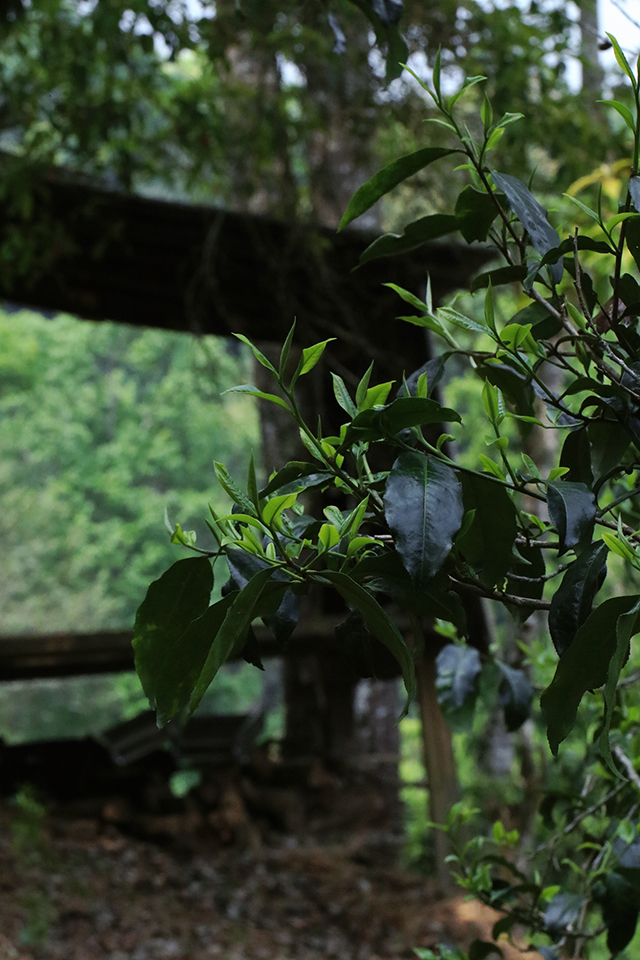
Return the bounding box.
[190,566,276,713]
[548,541,607,656]
[226,549,298,647]
[347,0,407,82]
[478,358,535,420]
[341,397,460,447]
[491,171,563,283]
[436,643,481,708]
[547,480,596,555]
[497,662,533,731]
[617,840,640,891]
[593,872,640,954]
[543,893,586,938]
[318,570,415,709]
[492,915,516,940]
[470,264,528,292]
[339,147,458,231]
[508,296,562,339]
[541,595,640,754]
[630,176,640,210]
[626,215,640,273]
[402,356,448,399]
[358,214,459,264]
[537,235,614,267]
[599,597,640,771]
[260,464,333,498]
[457,474,517,587]
[455,186,500,243]
[559,429,593,486]
[384,452,463,584]
[240,625,265,670]
[469,939,503,960]
[260,462,323,497]
[146,594,234,726]
[350,548,413,597]
[588,420,630,481]
[133,557,213,714]
[619,272,640,309]
[418,572,468,632]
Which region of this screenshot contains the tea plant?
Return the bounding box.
[134,37,640,958]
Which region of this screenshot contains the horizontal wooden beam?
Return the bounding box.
[2,169,490,356]
[0,616,405,682]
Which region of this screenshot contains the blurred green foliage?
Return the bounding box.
[0,309,258,634]
[0,308,263,741]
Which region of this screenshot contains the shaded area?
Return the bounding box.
[2,169,489,348]
[0,800,533,959]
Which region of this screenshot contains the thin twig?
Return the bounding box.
[614,746,640,790]
[449,576,551,610]
[560,783,627,838]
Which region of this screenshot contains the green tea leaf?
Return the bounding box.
[548,541,607,656]
[491,170,563,283]
[224,384,291,412]
[547,480,596,555]
[133,557,214,717]
[598,99,635,131]
[233,334,277,373]
[542,595,640,754]
[359,215,459,264]
[339,148,458,231]
[457,474,517,588]
[497,662,534,731]
[455,185,499,243]
[298,339,334,376]
[214,461,256,514]
[332,372,358,416]
[319,569,416,711]
[384,452,463,584]
[190,567,276,713]
[600,598,640,771]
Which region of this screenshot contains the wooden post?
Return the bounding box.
[416,650,459,887]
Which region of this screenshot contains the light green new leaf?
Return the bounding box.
[606,33,638,90]
[598,99,635,131]
[332,373,358,416]
[223,384,291,412]
[214,461,255,514]
[233,334,277,373]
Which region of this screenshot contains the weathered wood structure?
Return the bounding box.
[0,170,490,851]
[0,169,489,683]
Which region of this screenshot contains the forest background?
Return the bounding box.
[1,0,639,886]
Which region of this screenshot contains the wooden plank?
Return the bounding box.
[0,616,384,682]
[2,170,489,346]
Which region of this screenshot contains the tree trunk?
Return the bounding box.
[416,651,458,887]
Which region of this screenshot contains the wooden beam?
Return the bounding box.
[0,616,400,682]
[2,170,490,348]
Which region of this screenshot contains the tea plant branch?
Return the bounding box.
[449,575,552,610]
[613,745,640,789]
[508,562,572,584]
[597,486,640,518]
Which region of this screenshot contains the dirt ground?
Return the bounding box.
[0,803,540,960]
